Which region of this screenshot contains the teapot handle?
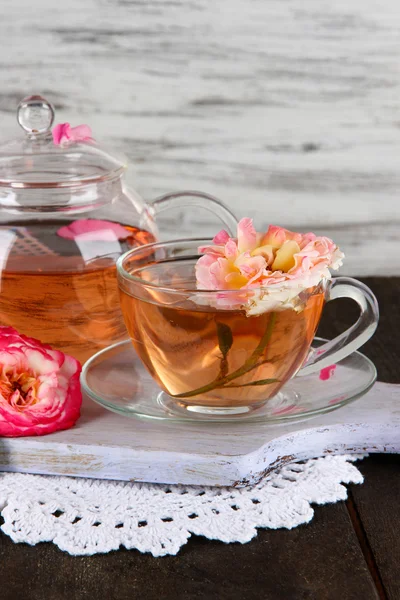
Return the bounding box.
[149,190,238,237]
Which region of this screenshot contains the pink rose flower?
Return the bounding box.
[57,219,130,242]
[195,219,344,314]
[0,327,82,437]
[52,123,93,146]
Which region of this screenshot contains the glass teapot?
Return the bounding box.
[0,95,237,363]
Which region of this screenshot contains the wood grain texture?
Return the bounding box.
[0,500,379,600]
[0,266,394,489]
[0,1,399,273]
[0,381,398,486]
[351,455,400,600]
[0,275,397,487]
[0,6,398,596]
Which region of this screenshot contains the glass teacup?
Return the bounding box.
[117,239,379,415]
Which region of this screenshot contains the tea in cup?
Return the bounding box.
[117,232,378,415]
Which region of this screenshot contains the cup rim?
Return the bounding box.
[117,237,225,294]
[116,237,327,296]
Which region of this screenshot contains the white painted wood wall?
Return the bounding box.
[1,0,399,274]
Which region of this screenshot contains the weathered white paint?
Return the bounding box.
[0,0,399,273]
[0,382,398,486]
[0,1,398,484]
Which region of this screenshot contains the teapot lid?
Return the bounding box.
[0,95,127,189]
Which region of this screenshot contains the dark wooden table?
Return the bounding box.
[0,277,398,600]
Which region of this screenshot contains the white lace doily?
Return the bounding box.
[0,455,364,557]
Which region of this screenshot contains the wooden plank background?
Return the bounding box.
[0,0,399,275]
[0,5,399,597]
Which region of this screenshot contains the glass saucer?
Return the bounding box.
[81,338,377,424]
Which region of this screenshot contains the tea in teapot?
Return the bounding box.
[0,96,237,363]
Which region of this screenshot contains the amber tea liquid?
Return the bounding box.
[120,283,325,408]
[0,220,155,363]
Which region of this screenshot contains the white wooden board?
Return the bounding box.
[0,1,398,487]
[0,381,398,487]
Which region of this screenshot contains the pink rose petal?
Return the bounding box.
[52,123,71,145]
[213,230,230,245]
[57,219,130,241]
[52,122,92,145]
[237,218,257,253]
[68,124,92,142]
[224,239,238,260]
[319,365,337,381]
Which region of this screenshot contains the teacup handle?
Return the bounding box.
[297,277,379,377]
[150,190,238,237]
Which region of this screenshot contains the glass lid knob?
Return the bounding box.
[17,95,55,135]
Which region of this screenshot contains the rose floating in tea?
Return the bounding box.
[0,327,82,437]
[175,219,344,400]
[119,220,346,412]
[195,218,344,314]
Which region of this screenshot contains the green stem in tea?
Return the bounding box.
[216,321,233,380]
[223,378,279,389]
[173,312,277,399]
